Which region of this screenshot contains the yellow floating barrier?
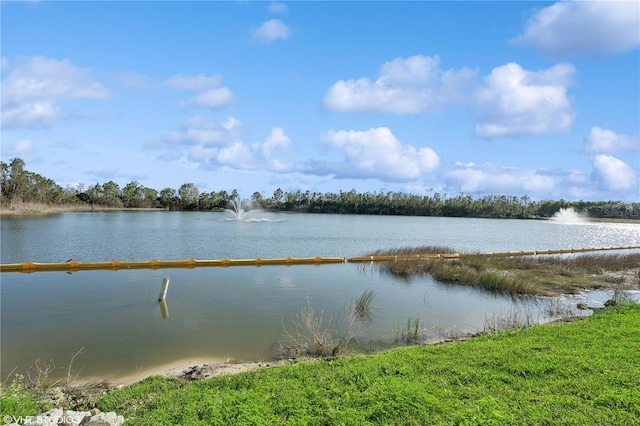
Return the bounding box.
[0,256,346,273]
[2,246,638,273]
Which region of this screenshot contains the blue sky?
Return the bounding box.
[1,0,639,202]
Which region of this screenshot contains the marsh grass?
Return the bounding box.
[483,306,538,332]
[371,246,640,296]
[93,305,640,425]
[279,290,378,358]
[543,298,576,317]
[400,315,424,344]
[351,289,377,324]
[0,200,160,215]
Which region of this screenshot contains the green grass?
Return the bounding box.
[0,374,53,420]
[85,304,640,425]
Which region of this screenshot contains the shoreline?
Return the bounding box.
[2,205,639,223]
[0,206,165,215]
[70,333,474,388]
[110,358,270,387]
[8,305,636,425]
[69,331,514,389]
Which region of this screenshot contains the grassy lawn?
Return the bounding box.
[83,304,640,425]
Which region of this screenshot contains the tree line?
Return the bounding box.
[2,158,638,219]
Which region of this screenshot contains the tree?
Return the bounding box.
[1,161,10,202]
[142,187,158,208]
[216,190,231,209]
[3,158,28,203]
[102,181,123,207]
[159,187,179,209]
[251,191,264,207]
[27,173,64,204]
[122,181,145,208]
[84,183,103,205]
[178,183,199,210]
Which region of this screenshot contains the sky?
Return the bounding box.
[1,0,639,202]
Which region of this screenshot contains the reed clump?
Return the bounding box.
[370,246,640,297]
[279,289,378,359]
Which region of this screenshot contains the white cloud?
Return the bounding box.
[585,127,640,154]
[152,116,292,172]
[252,19,291,44]
[442,159,638,199]
[323,55,477,114]
[444,163,557,195]
[513,0,640,57]
[473,62,576,138]
[165,116,242,147]
[216,141,253,168]
[592,154,638,191]
[165,73,234,109]
[317,127,440,181]
[268,2,287,13]
[2,56,108,103]
[9,139,33,155]
[261,127,290,157]
[165,73,222,92]
[185,88,234,109]
[1,56,109,128]
[1,101,59,128]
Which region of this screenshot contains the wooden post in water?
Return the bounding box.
[159,300,169,319]
[158,276,170,301]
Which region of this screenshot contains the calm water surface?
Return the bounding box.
[2,212,639,382]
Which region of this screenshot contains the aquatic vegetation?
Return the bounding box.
[370,246,640,296]
[279,290,378,358]
[94,305,640,425]
[351,289,377,324]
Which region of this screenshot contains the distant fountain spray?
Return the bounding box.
[549,207,588,224]
[221,199,279,222]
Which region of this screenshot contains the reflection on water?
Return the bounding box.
[1,264,630,383]
[2,212,639,264]
[2,213,639,383]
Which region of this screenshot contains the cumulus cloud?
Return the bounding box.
[323,55,477,114]
[261,127,290,157]
[313,127,439,181]
[585,127,640,154]
[324,55,578,138]
[443,162,557,195]
[252,19,291,44]
[150,116,292,171]
[473,62,576,138]
[186,88,234,109]
[1,56,109,128]
[268,2,287,13]
[513,0,640,57]
[442,158,638,199]
[1,102,59,129]
[165,73,234,109]
[592,155,637,191]
[163,115,243,147]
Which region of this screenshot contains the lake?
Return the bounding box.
[2,211,639,383]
